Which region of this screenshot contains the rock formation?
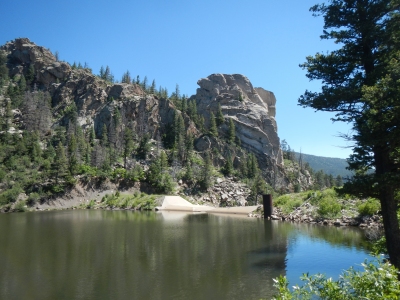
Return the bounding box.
[1,38,302,192]
[192,73,284,182]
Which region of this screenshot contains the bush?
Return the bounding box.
[27,192,40,206]
[0,184,22,205]
[272,258,400,300]
[274,194,303,214]
[317,196,341,218]
[13,200,27,212]
[358,198,381,216]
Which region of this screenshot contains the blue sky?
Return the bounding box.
[1,0,354,159]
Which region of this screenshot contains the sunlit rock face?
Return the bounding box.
[192,73,283,171]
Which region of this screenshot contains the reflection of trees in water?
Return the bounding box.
[287,223,371,251]
[0,211,369,300]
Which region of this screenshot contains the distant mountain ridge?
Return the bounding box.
[295,152,353,178]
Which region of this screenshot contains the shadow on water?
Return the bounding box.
[0,211,371,300]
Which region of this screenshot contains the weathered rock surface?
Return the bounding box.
[192,73,284,183]
[1,38,308,193]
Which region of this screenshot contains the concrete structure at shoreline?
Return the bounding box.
[155,196,259,215]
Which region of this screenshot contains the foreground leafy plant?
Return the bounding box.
[272,258,400,300]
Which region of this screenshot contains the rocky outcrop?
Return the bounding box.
[1,38,177,141]
[1,38,301,191]
[181,177,252,207]
[192,73,284,183]
[1,38,71,85]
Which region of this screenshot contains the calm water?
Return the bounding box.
[0,210,372,300]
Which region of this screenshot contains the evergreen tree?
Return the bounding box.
[150,79,156,94]
[208,112,218,137]
[26,64,35,83]
[239,156,248,178]
[335,175,343,187]
[299,0,400,269]
[121,70,131,84]
[3,101,12,131]
[68,134,78,175]
[181,96,187,113]
[0,50,8,83]
[19,75,26,93]
[200,152,213,190]
[89,126,96,146]
[123,128,134,168]
[101,124,108,147]
[137,134,151,160]
[222,153,234,177]
[53,142,68,183]
[216,103,224,126]
[99,66,105,79]
[142,76,148,91]
[228,118,235,143]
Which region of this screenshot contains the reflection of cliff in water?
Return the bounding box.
[0,211,369,300]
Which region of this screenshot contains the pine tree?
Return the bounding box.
[123,128,134,168]
[137,134,150,160]
[150,79,156,94]
[101,124,108,147]
[216,103,224,126]
[26,64,35,83]
[200,152,213,190]
[19,75,26,93]
[53,142,68,183]
[222,153,234,177]
[228,118,235,143]
[299,0,400,269]
[89,126,95,146]
[208,112,218,137]
[68,134,78,175]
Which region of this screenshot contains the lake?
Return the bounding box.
[0,210,372,300]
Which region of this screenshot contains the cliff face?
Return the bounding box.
[1,38,294,190]
[1,38,176,141]
[192,73,283,175]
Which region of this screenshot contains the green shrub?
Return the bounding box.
[0,184,22,205]
[86,199,95,209]
[27,192,40,206]
[358,198,381,216]
[274,194,303,214]
[79,165,97,177]
[272,258,400,300]
[13,200,27,212]
[317,196,341,218]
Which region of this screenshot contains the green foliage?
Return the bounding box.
[208,112,218,137]
[221,154,234,177]
[137,134,151,160]
[13,200,27,212]
[27,192,40,206]
[228,118,235,143]
[103,192,157,210]
[299,0,400,268]
[0,184,22,205]
[147,152,175,194]
[274,194,303,214]
[358,198,381,216]
[216,103,224,126]
[199,152,213,190]
[272,258,400,300]
[317,196,341,218]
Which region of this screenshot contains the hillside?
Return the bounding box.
[295,152,353,178]
[0,38,316,211]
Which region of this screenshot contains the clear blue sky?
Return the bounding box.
[1,0,354,159]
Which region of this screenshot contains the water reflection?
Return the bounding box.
[0,211,370,300]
